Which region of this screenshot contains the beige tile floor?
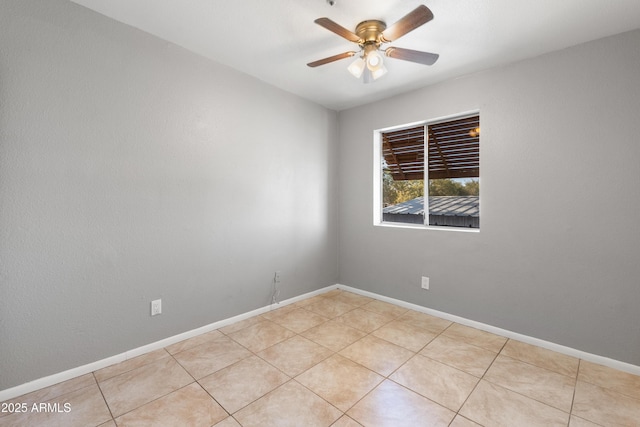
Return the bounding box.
[2,289,640,426]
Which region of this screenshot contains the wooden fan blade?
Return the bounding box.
[385,47,439,65]
[380,5,434,42]
[314,18,362,43]
[307,51,357,67]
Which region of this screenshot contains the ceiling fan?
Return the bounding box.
[307,5,439,82]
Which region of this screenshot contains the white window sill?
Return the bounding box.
[374,222,480,233]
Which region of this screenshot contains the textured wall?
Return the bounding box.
[0,0,338,390]
[337,30,640,365]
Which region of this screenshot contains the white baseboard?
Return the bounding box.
[336,283,640,377]
[0,285,338,402]
[2,283,638,402]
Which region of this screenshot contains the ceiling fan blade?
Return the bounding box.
[307,51,357,67]
[385,47,439,65]
[380,5,434,42]
[314,18,362,43]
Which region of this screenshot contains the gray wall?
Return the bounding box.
[0,0,338,390]
[338,29,640,365]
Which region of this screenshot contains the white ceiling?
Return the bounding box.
[71,0,640,111]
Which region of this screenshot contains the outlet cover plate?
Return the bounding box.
[421,276,429,290]
[151,299,162,316]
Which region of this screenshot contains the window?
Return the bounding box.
[374,113,480,229]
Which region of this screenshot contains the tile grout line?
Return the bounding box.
[477,378,592,423]
[251,294,400,423]
[197,350,291,418]
[566,358,577,427]
[107,382,201,423]
[169,351,199,384]
[92,349,173,384]
[567,359,606,427]
[487,338,579,416]
[572,364,640,402]
[93,371,116,424]
[476,349,578,422]
[482,340,596,421]
[192,381,232,421]
[204,316,341,420]
[99,344,226,422]
[260,329,347,417]
[408,324,494,377]
[330,305,466,422]
[451,338,506,424]
[494,352,579,380]
[286,377,347,422]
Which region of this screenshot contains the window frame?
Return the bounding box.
[373,110,480,232]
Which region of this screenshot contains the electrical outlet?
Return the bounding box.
[151,299,162,316]
[421,276,430,290]
[274,271,281,283]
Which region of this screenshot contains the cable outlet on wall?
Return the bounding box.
[421,276,430,290]
[272,271,282,305]
[151,299,162,316]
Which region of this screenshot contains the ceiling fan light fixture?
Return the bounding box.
[309,6,438,84]
[347,56,366,78]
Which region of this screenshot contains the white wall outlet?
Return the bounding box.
[151,299,162,316]
[421,276,430,290]
[274,271,281,283]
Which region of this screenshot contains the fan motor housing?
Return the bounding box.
[355,20,386,44]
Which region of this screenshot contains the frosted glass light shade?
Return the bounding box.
[347,57,366,78]
[366,50,384,71]
[371,64,388,80]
